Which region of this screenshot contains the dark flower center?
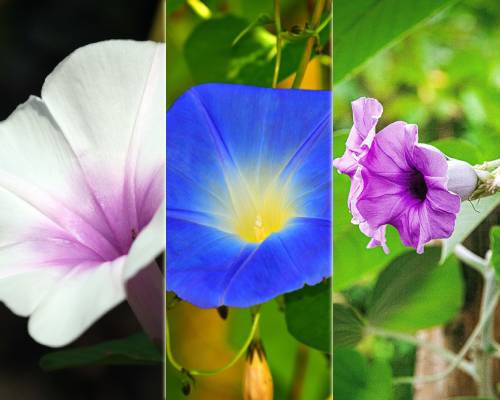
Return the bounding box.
[409,171,428,200]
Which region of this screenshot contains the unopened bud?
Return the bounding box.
[447,159,478,201]
[243,340,273,400]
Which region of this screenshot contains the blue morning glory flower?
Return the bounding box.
[166,84,331,308]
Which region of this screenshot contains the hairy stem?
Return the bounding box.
[292,0,326,88]
[368,326,477,379]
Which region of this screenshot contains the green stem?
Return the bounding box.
[368,326,477,378]
[165,309,261,377]
[292,0,327,88]
[454,244,489,275]
[394,287,499,386]
[477,267,497,397]
[272,0,283,88]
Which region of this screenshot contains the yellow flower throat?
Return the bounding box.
[228,177,295,243]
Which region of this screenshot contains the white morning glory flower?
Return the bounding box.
[0,40,165,347]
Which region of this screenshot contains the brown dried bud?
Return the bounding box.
[243,340,274,400]
[181,380,191,396]
[217,305,229,320]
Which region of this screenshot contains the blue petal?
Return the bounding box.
[166,84,332,307]
[166,216,331,308]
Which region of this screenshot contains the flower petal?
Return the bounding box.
[28,258,126,347]
[356,168,411,227]
[167,217,331,308]
[41,40,165,250]
[411,144,448,178]
[347,97,383,152]
[190,84,331,176]
[0,41,166,346]
[361,122,418,175]
[333,97,382,176]
[124,202,166,281]
[166,217,248,308]
[223,217,331,306]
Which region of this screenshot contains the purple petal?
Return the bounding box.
[411,144,448,177]
[333,97,382,175]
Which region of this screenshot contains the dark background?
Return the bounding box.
[0,0,163,398]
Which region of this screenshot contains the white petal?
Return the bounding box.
[0,40,165,346]
[124,201,165,281]
[28,257,126,347]
[41,40,166,231]
[0,267,67,317]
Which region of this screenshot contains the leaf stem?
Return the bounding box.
[368,326,477,378]
[454,244,489,275]
[291,0,327,88]
[272,0,283,88]
[165,308,261,377]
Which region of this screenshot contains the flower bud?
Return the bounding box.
[243,340,273,400]
[447,159,478,201]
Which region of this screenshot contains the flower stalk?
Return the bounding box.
[165,308,261,378]
[272,0,283,88]
[292,0,327,88]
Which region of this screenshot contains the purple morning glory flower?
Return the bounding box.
[166,84,332,308]
[0,41,165,347]
[334,97,461,254]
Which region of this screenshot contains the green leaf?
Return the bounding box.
[367,248,463,333]
[430,137,481,165]
[40,333,161,371]
[333,303,365,350]
[441,194,500,263]
[490,226,500,278]
[333,0,458,84]
[184,15,309,86]
[284,280,331,353]
[333,348,393,400]
[232,14,273,46]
